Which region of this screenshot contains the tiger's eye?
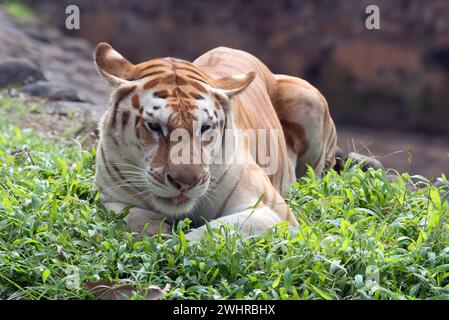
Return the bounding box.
[201,124,212,134]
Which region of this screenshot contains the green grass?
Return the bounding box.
[0,104,449,300]
[3,1,34,21]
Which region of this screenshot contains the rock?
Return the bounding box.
[21,81,82,102]
[0,58,46,88]
[348,152,384,171]
[0,9,108,105]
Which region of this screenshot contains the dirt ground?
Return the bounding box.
[338,126,449,177]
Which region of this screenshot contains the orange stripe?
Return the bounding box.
[186,74,209,84]
[131,95,140,109]
[189,81,208,93]
[153,90,169,99]
[175,66,208,80]
[143,78,160,90]
[137,69,166,79]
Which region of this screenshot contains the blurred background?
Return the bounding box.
[2,0,449,176]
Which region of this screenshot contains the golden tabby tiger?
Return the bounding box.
[94,43,336,240]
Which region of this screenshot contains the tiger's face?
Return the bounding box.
[124,77,226,214]
[95,43,254,216]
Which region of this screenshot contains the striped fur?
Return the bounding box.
[94,43,336,240]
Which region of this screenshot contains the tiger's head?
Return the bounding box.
[94,43,255,216]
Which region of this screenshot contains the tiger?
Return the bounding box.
[94,43,336,240]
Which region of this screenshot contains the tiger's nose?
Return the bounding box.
[166,172,201,191]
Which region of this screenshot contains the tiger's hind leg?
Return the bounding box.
[271,74,337,178]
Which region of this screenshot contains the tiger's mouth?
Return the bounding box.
[154,193,190,206]
[148,177,210,215]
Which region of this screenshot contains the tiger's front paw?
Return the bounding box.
[143,221,172,237]
[184,227,205,241]
[124,214,171,237]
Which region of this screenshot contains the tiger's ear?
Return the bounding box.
[94,42,136,86]
[210,72,255,97]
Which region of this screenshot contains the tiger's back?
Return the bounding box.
[195,47,336,194]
